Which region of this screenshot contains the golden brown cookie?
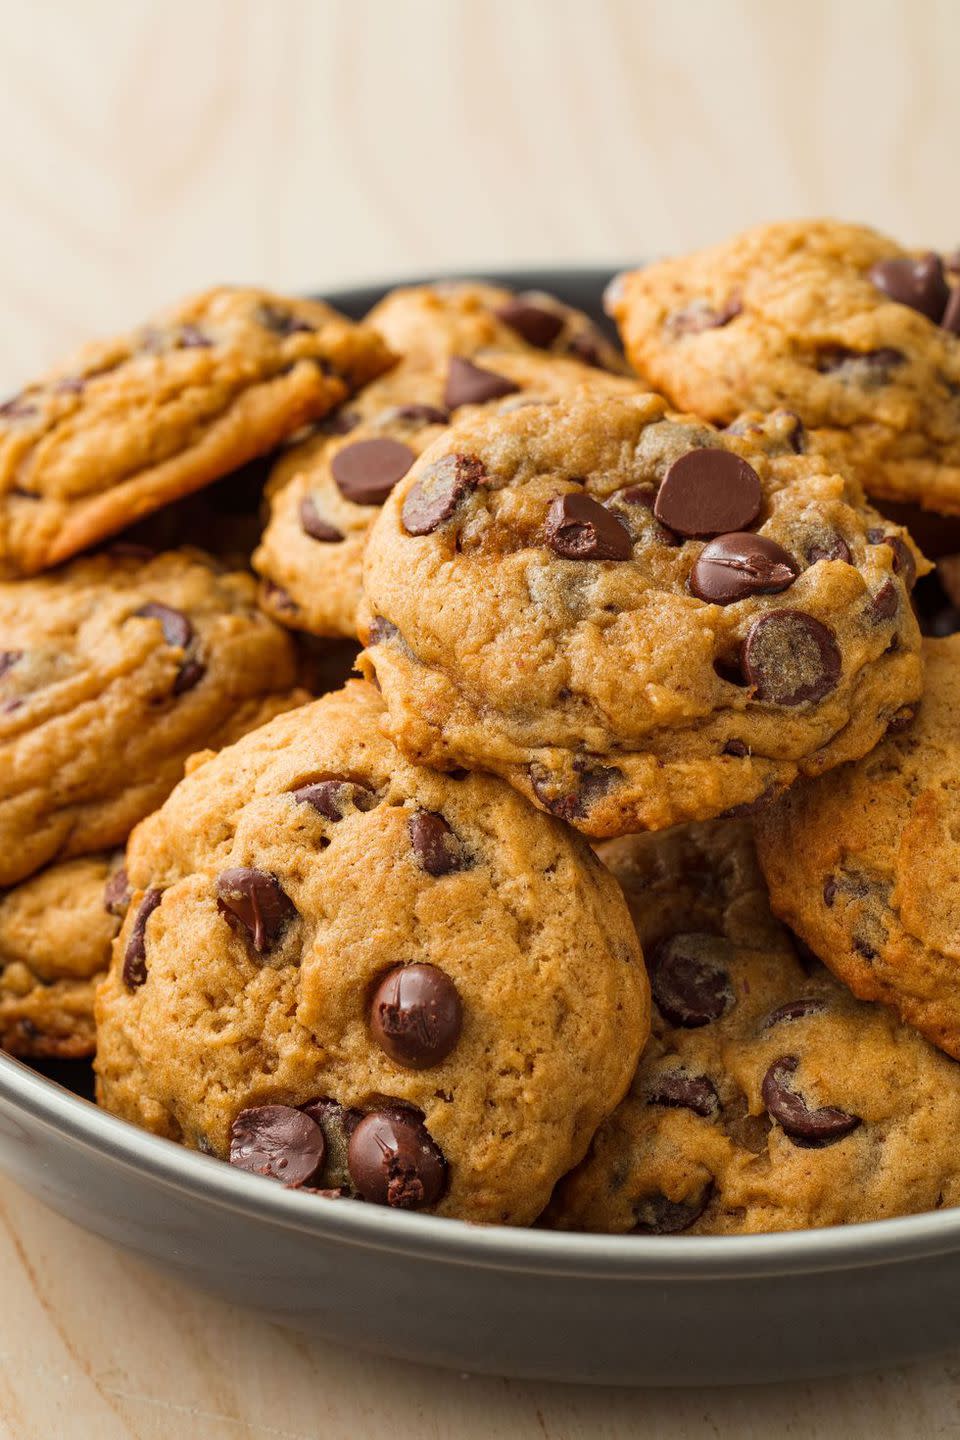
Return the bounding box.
[358,390,924,836]
[0,547,308,887]
[546,820,960,1234]
[0,287,393,575]
[609,221,960,513]
[95,681,648,1226]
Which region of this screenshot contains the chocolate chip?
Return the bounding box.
[761,1056,861,1147]
[868,253,949,322]
[868,580,899,622]
[292,778,377,821]
[178,324,213,349]
[647,1071,719,1117]
[263,582,300,616]
[886,703,918,733]
[689,532,799,605]
[942,288,960,335]
[366,616,399,644]
[103,866,131,918]
[172,659,206,695]
[401,453,485,535]
[216,868,297,955]
[763,997,827,1028]
[806,534,852,566]
[649,935,735,1028]
[408,811,464,876]
[713,655,749,687]
[823,878,837,907]
[369,964,463,1068]
[495,297,565,349]
[867,529,917,590]
[135,602,193,650]
[741,610,841,706]
[544,493,632,561]
[299,495,344,543]
[722,738,749,757]
[54,376,86,395]
[229,1105,326,1187]
[318,408,359,436]
[566,329,610,369]
[0,651,21,678]
[258,304,314,337]
[816,346,905,378]
[122,888,162,990]
[529,761,623,821]
[0,394,38,420]
[444,357,520,409]
[331,437,416,506]
[387,403,450,426]
[347,1108,447,1208]
[654,450,762,538]
[667,295,742,335]
[633,1185,713,1234]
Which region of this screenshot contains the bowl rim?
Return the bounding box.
[5,264,958,1283]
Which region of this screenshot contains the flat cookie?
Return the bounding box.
[0,547,307,886]
[95,681,648,1226]
[0,287,393,575]
[608,221,960,514]
[546,821,960,1233]
[755,634,960,1059]
[359,390,924,835]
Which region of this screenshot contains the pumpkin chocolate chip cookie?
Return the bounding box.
[358,390,924,836]
[0,286,393,576]
[545,821,960,1234]
[608,220,960,514]
[95,680,648,1225]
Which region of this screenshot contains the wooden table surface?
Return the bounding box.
[3,1,959,1434]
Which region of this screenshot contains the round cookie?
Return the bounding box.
[0,547,307,887]
[608,220,960,515]
[546,820,960,1234]
[358,390,924,836]
[95,680,648,1226]
[754,634,960,1059]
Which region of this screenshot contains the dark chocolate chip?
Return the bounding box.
[292,778,376,821]
[216,868,297,955]
[942,288,960,335]
[886,704,918,733]
[172,659,206,695]
[134,602,193,650]
[262,581,300,615]
[529,761,623,821]
[868,253,949,322]
[741,610,841,706]
[649,935,735,1028]
[103,866,131,918]
[0,651,22,678]
[444,356,520,409]
[722,738,749,757]
[387,403,450,426]
[347,1107,447,1208]
[401,453,485,535]
[667,295,742,335]
[868,580,899,622]
[544,493,632,561]
[122,888,162,990]
[408,810,464,876]
[647,1071,719,1117]
[318,408,359,436]
[713,654,750,687]
[633,1184,713,1234]
[689,532,799,605]
[761,1055,861,1146]
[654,449,762,538]
[867,529,917,590]
[229,1105,326,1187]
[299,495,344,542]
[331,437,416,507]
[816,346,905,378]
[806,534,852,566]
[369,963,463,1068]
[763,997,827,1028]
[258,304,314,337]
[823,878,837,907]
[495,297,565,349]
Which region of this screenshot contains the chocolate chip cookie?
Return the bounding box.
[754,634,960,1059]
[608,221,960,515]
[95,680,648,1225]
[254,281,637,639]
[0,547,308,887]
[546,820,960,1234]
[0,852,126,1058]
[0,287,393,576]
[358,390,924,836]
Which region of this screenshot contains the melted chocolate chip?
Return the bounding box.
[761,1056,861,1146]
[347,1108,447,1208]
[654,450,762,538]
[134,602,193,650]
[868,253,949,322]
[331,437,416,507]
[529,761,622,821]
[444,356,520,409]
[216,868,297,955]
[816,346,905,378]
[408,811,464,876]
[229,1105,326,1187]
[172,659,206,695]
[868,580,900,622]
[401,453,485,535]
[741,611,841,706]
[300,495,344,543]
[495,297,565,349]
[633,1185,713,1234]
[544,493,632,561]
[292,778,377,821]
[806,534,852,566]
[369,964,463,1068]
[649,935,735,1028]
[689,532,799,605]
[122,888,162,990]
[103,866,131,918]
[762,997,827,1028]
[647,1071,719,1117]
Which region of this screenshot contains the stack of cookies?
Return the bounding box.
[5,226,960,1234]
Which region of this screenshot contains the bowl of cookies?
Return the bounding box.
[2,238,960,1386]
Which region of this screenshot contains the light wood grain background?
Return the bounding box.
[3,0,960,1434]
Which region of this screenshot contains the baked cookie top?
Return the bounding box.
[358,390,924,836]
[546,820,960,1234]
[95,680,648,1226]
[0,287,393,575]
[0,547,306,886]
[754,634,960,1058]
[608,220,960,514]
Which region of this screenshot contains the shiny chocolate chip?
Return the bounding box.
[647,1071,719,1117]
[216,868,297,955]
[689,532,799,605]
[370,963,463,1068]
[649,934,735,1028]
[401,453,485,535]
[633,1185,713,1234]
[544,493,632,561]
[135,602,193,650]
[122,888,162,990]
[331,437,416,506]
[816,346,905,378]
[408,811,464,876]
[347,1107,447,1208]
[495,297,565,349]
[806,534,852,566]
[173,659,206,695]
[868,581,899,622]
[229,1105,326,1187]
[761,1055,861,1146]
[741,610,841,706]
[292,777,377,820]
[103,865,131,918]
[654,450,762,538]
[762,997,827,1028]
[300,495,344,543]
[444,356,520,409]
[868,253,949,322]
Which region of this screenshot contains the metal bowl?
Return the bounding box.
[3,270,959,1387]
